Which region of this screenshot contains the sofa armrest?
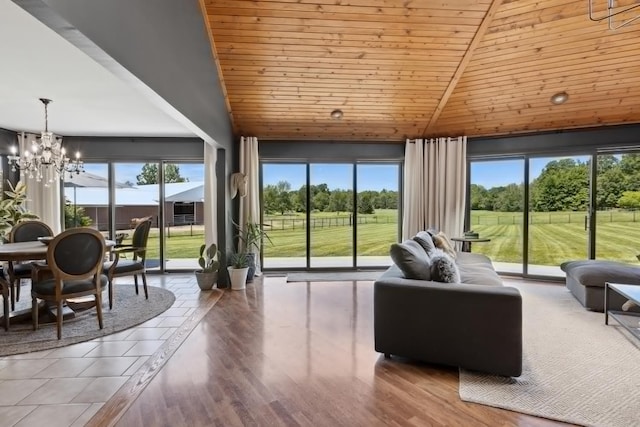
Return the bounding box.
[374,278,522,377]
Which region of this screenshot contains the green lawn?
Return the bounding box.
[469,210,640,265]
[263,210,398,258]
[129,209,640,267]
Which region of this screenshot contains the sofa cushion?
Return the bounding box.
[389,240,432,280]
[432,231,457,259]
[413,231,436,255]
[456,251,493,266]
[429,249,460,283]
[457,262,504,287]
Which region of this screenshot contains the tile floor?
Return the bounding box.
[0,274,212,427]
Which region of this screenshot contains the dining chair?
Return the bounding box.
[7,220,54,311]
[103,217,151,309]
[0,273,9,331]
[31,227,107,339]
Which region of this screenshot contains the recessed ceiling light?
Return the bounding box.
[550,91,569,105]
[330,109,343,119]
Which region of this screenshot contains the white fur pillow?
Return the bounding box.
[429,249,460,283]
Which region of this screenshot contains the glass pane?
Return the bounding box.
[63,163,109,231]
[469,159,524,274]
[528,156,590,276]
[163,162,205,270]
[595,153,640,264]
[310,164,353,268]
[262,164,307,268]
[114,163,160,271]
[356,164,399,267]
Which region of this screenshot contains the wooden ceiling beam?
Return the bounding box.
[423,0,504,136]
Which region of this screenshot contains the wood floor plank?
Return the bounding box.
[111,278,570,426]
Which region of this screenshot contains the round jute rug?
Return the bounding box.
[0,285,175,356]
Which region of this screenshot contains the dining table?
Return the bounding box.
[0,238,116,324]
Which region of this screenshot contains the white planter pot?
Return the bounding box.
[228,266,249,290]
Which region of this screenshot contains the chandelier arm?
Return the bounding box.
[609,9,640,29]
[589,1,640,22]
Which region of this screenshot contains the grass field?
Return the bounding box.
[134,209,640,268]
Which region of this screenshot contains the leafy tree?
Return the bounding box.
[470,184,490,210]
[358,192,375,214]
[136,163,187,185]
[530,158,588,211]
[295,185,308,212]
[312,191,330,212]
[329,190,350,213]
[494,183,523,212]
[618,191,640,209]
[64,203,93,228]
[597,167,625,208]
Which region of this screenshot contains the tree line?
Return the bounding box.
[471,154,640,212]
[263,181,398,215]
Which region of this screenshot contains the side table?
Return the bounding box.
[605,282,640,342]
[450,237,491,252]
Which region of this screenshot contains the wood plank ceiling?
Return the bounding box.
[201,0,640,141]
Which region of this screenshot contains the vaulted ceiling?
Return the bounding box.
[201,0,640,142]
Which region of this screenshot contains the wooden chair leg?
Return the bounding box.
[15,279,20,303]
[95,292,104,330]
[142,273,148,300]
[10,280,15,312]
[56,300,63,339]
[134,275,139,295]
[2,288,8,331]
[108,279,114,310]
[32,296,38,331]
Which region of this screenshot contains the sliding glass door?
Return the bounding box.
[114,163,160,272]
[528,156,590,276]
[310,164,354,268]
[356,164,399,267]
[595,152,640,263]
[261,161,400,270]
[469,154,603,278]
[262,163,307,269]
[163,162,205,270]
[469,159,524,274]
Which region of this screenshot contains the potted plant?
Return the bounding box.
[195,243,221,290]
[236,220,272,282]
[227,251,250,290]
[0,180,39,240]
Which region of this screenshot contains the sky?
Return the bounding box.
[262,164,399,191]
[83,163,204,185]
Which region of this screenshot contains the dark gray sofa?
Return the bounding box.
[374,248,522,377]
[561,260,640,312]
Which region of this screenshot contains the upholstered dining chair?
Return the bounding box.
[103,217,151,309]
[31,227,107,339]
[0,273,9,331]
[7,220,54,310]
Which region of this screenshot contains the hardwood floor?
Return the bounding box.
[104,277,568,426]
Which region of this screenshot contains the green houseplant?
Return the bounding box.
[227,251,250,290]
[195,243,221,290]
[235,219,272,282]
[0,181,39,240]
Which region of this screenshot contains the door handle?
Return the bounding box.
[584,215,588,231]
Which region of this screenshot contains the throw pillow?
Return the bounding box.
[429,249,461,283]
[433,231,457,259]
[389,240,432,280]
[413,231,436,255]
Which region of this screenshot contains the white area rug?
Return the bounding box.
[286,271,382,282]
[459,281,640,427]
